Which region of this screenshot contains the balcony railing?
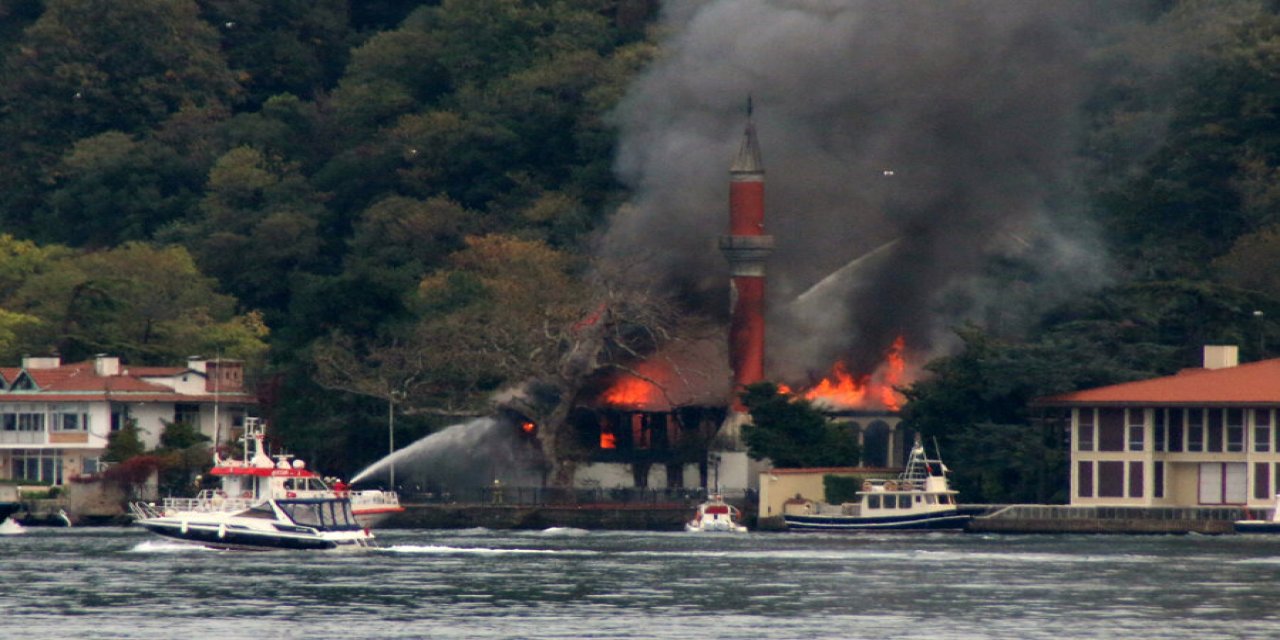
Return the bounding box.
[0,431,46,445]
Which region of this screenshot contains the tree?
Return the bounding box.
[3,243,269,364]
[739,382,861,468]
[103,420,145,463]
[155,419,212,496]
[315,235,684,485]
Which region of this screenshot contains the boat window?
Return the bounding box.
[914,495,922,504]
[241,503,278,520]
[340,501,356,527]
[898,495,911,508]
[282,502,323,527]
[283,478,297,490]
[868,495,881,509]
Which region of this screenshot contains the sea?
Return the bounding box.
[3,525,1280,639]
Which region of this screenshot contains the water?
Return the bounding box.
[350,417,541,489]
[5,527,1280,639]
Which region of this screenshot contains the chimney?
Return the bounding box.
[22,356,61,370]
[718,103,775,408]
[1203,345,1239,370]
[93,354,120,377]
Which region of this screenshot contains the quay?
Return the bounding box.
[387,501,1248,534]
[964,504,1245,535]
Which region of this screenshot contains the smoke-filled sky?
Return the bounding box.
[602,0,1133,381]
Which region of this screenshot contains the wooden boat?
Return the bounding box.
[783,437,970,531]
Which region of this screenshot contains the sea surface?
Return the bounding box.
[4,525,1280,639]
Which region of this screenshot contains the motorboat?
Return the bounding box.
[1234,495,1280,533]
[685,495,747,533]
[129,418,376,550]
[783,437,970,531]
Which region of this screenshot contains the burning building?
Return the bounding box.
[567,114,913,494]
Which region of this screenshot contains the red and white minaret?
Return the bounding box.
[719,106,774,411]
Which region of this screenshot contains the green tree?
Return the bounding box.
[155,419,212,496]
[103,420,145,463]
[4,243,268,363]
[740,382,861,468]
[0,0,238,234]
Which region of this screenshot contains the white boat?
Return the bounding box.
[1235,495,1280,533]
[783,437,970,531]
[129,418,380,550]
[0,517,25,535]
[685,495,748,533]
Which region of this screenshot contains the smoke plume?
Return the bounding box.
[602,0,1128,380]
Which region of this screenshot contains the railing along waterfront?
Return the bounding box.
[396,486,751,507]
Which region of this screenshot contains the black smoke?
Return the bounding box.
[601,0,1133,380]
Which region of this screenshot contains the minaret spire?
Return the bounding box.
[719,99,774,410]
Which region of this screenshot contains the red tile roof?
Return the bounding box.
[2,359,255,404]
[1036,358,1280,406]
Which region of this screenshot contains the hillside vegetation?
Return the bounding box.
[2,1,1279,491]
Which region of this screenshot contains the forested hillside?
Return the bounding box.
[2,0,1280,487]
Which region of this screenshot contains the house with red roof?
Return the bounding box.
[0,354,256,486]
[1036,345,1280,508]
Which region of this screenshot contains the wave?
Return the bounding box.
[381,544,599,556]
[128,540,216,553]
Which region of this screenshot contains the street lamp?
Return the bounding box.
[388,390,405,491]
[1254,310,1266,358]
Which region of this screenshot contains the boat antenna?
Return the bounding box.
[212,354,221,462]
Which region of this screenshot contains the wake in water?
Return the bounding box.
[0,517,25,535]
[350,416,543,489]
[129,540,216,554]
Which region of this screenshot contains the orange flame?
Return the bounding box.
[602,375,661,407]
[600,430,617,449]
[521,421,536,434]
[802,336,907,411]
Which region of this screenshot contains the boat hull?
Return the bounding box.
[1234,520,1280,534]
[138,519,371,551]
[784,511,971,531]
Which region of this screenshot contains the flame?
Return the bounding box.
[521,421,536,434]
[801,336,908,412]
[602,375,661,407]
[600,429,616,449]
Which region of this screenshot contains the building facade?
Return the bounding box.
[0,355,255,485]
[1038,346,1280,508]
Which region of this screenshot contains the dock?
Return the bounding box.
[964,504,1244,534]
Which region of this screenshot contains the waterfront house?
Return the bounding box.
[1036,346,1280,509]
[0,355,255,485]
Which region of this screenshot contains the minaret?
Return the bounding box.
[718,103,774,411]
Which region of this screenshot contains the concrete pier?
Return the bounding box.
[964,504,1245,535]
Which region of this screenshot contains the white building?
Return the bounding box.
[0,355,255,485]
[1037,346,1280,509]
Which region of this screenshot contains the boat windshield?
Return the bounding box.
[277,499,360,531]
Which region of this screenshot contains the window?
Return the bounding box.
[51,405,88,432]
[1256,409,1272,453]
[898,495,911,508]
[1256,462,1271,500]
[868,495,881,509]
[1154,409,1167,452]
[1128,461,1144,498]
[11,448,62,484]
[174,403,200,427]
[1227,408,1244,453]
[1188,410,1205,452]
[1077,409,1095,452]
[1199,463,1246,505]
[1168,409,1185,452]
[1098,461,1125,498]
[1154,462,1164,499]
[1207,409,1224,452]
[1128,408,1145,452]
[1078,462,1093,498]
[1099,409,1125,452]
